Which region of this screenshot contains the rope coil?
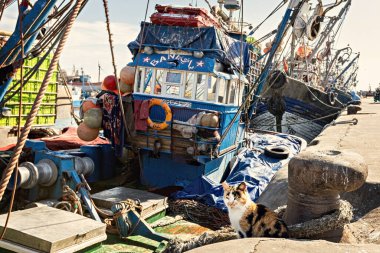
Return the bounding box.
[164,199,353,253]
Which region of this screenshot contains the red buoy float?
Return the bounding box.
[101,75,117,91]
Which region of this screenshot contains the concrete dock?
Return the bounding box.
[189,98,380,252]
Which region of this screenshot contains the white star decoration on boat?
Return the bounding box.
[196,61,204,67]
[143,57,150,62]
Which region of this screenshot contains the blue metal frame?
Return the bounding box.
[253,2,298,99]
[249,0,300,118]
[0,0,59,101]
[133,93,241,153]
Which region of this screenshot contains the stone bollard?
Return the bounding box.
[284,149,368,241]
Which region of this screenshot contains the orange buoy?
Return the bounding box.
[296,45,312,59]
[77,123,100,142]
[200,113,219,128]
[120,66,135,85]
[101,75,117,91]
[82,99,99,113]
[83,108,103,129]
[146,98,172,130]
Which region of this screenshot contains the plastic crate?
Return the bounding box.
[0,53,59,127]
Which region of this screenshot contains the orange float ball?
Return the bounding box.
[120,66,135,85]
[120,80,133,94]
[82,99,99,113]
[77,123,100,142]
[101,75,117,91]
[83,108,103,129]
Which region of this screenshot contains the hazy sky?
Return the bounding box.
[1,0,379,90]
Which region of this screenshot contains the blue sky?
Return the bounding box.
[1,0,379,90]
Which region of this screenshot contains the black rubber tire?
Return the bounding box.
[264,146,290,159]
[268,70,287,89]
[328,92,336,105]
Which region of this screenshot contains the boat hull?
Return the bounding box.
[251,77,342,143]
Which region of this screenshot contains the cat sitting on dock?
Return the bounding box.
[222,181,289,238]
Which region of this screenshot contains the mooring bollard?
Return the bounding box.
[347,105,362,115]
[284,149,368,241]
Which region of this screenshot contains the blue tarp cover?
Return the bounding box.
[128,22,250,74]
[173,133,302,211]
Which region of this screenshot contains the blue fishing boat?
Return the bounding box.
[250,0,360,143]
[100,3,256,189]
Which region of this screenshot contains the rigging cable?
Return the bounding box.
[101,0,134,138]
[0,0,24,240]
[214,0,308,154]
[248,0,288,36]
[0,0,86,202]
[1,0,90,102]
[133,0,150,93]
[0,0,6,23]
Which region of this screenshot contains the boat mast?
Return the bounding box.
[322,46,351,87]
[252,0,303,105]
[343,65,358,89]
[333,52,360,87]
[309,0,351,60]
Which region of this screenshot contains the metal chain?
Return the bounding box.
[0,0,85,202]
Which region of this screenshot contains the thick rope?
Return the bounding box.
[101,0,130,137]
[0,0,85,202]
[0,0,25,240]
[164,199,353,253]
[282,200,353,238]
[168,199,230,230]
[165,227,237,253]
[150,215,184,229]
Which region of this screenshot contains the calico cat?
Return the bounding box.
[222,181,289,238]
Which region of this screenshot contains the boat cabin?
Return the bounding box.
[101,4,257,188]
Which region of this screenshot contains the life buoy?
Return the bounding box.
[328,91,336,105]
[146,98,172,130]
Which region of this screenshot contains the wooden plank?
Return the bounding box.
[0,207,106,252]
[91,187,168,219]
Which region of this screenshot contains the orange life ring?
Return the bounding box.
[146,98,172,130]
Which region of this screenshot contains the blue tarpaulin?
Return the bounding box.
[173,133,303,212]
[128,22,250,74]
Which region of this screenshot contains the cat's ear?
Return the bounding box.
[237,182,247,191]
[221,182,229,190]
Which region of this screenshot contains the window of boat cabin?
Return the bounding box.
[195,74,206,100]
[184,72,196,99]
[134,67,240,105]
[226,80,236,104]
[207,76,217,102]
[218,78,227,103]
[226,80,242,106]
[135,67,155,94]
[155,69,165,95]
[164,71,182,97]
